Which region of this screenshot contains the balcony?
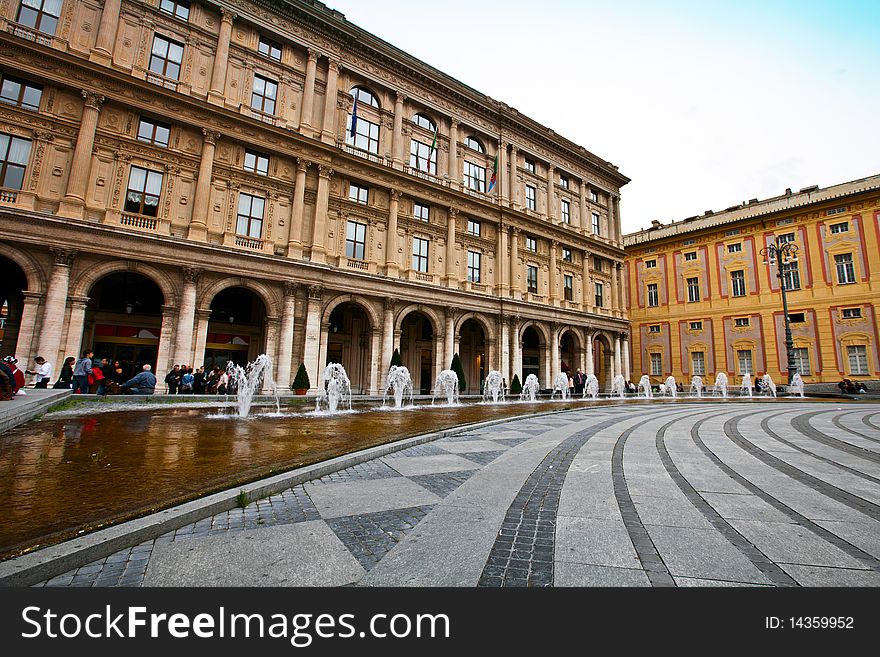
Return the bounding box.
[402,164,445,187]
[407,270,435,284]
[234,235,264,250]
[248,106,278,126]
[0,188,18,204]
[339,257,376,274]
[145,71,179,91]
[120,212,158,231]
[341,143,390,167]
[7,22,54,48]
[464,281,488,293]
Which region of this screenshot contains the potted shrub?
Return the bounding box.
[509,374,522,396]
[450,353,467,395]
[291,363,310,395]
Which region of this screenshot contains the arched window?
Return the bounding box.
[350,86,379,108]
[465,136,484,153]
[412,113,435,132]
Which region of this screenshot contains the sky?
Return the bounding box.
[324,0,880,234]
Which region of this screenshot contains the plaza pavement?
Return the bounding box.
[29,402,880,587]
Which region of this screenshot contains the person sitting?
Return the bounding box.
[120,364,157,395]
[856,381,868,393]
[838,379,857,394]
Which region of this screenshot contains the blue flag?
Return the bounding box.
[349,94,359,139]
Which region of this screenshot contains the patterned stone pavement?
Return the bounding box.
[34,402,880,587]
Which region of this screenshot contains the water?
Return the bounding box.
[691,375,703,398]
[315,363,352,413]
[665,375,677,398]
[741,373,753,398]
[227,354,278,417]
[790,372,805,398]
[433,369,459,405]
[483,370,505,403]
[383,365,414,409]
[762,374,777,398]
[521,374,540,402]
[638,374,653,399]
[551,372,570,400]
[611,374,626,399]
[584,374,599,399]
[714,372,729,398]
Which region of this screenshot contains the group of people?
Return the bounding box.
[838,379,869,394]
[162,364,236,395]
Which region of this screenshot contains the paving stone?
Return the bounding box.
[555,516,642,569]
[779,564,880,586]
[555,563,651,587]
[409,470,479,498]
[726,518,865,569]
[326,506,433,571]
[384,453,483,477]
[305,477,441,518]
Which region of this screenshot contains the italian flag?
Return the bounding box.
[488,154,498,192]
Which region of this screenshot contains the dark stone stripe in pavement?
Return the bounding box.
[759,413,880,487]
[863,412,880,432]
[457,450,506,466]
[656,414,798,587]
[325,506,433,572]
[492,436,532,447]
[409,470,479,498]
[832,411,880,444]
[790,412,880,464]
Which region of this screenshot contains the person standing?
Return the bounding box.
[217,368,229,395]
[26,356,53,388]
[72,349,93,394]
[2,357,26,392]
[574,368,585,396]
[164,364,181,394]
[55,357,75,389]
[193,366,206,394]
[0,360,16,399]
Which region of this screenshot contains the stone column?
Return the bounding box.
[547,165,555,222]
[369,329,382,394]
[310,165,332,264]
[193,309,211,369]
[155,306,177,384]
[496,221,508,297]
[299,49,318,135]
[509,227,521,299]
[381,299,394,388]
[614,334,622,380]
[444,308,455,369]
[578,181,586,232]
[208,8,235,105]
[275,283,297,387]
[172,267,200,367]
[622,336,631,381]
[90,0,122,65]
[583,249,592,312]
[444,208,458,287]
[448,120,458,188]
[59,92,104,218]
[302,285,323,392]
[612,195,621,242]
[611,261,620,315]
[14,291,42,363]
[37,249,75,368]
[508,145,519,210]
[510,319,521,384]
[385,189,401,276]
[262,316,280,391]
[550,323,560,385]
[586,334,594,376]
[498,140,507,203]
[187,130,219,241]
[392,91,405,168]
[549,240,559,305]
[432,332,443,391]
[62,296,89,370]
[288,158,310,259]
[321,58,339,144]
[542,338,551,389]
[499,315,510,386]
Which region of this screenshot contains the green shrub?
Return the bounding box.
[291,363,310,390]
[390,348,402,368]
[450,353,466,393]
[509,374,522,395]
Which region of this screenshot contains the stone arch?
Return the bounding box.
[394,303,441,335]
[455,311,495,343]
[558,326,584,374]
[591,331,615,390]
[0,242,46,293]
[321,293,381,330]
[199,276,280,317]
[72,259,177,307]
[518,319,549,345]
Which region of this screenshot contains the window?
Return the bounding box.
[562,247,572,262]
[463,161,486,192]
[827,207,846,216]
[682,238,696,246]
[792,347,810,375]
[650,353,662,376]
[563,275,573,301]
[593,256,604,272]
[348,183,368,205]
[137,118,170,147]
[124,166,163,216]
[692,351,705,376]
[684,251,697,261]
[595,281,604,307]
[687,277,700,302]
[159,0,190,20]
[346,114,379,154]
[0,133,31,190]
[525,236,537,253]
[559,174,569,189]
[737,349,753,375]
[590,190,598,203]
[412,113,435,131]
[645,259,656,269]
[244,149,269,176]
[413,202,429,222]
[788,312,805,324]
[250,74,278,114]
[258,36,282,61]
[467,251,481,283]
[16,0,61,34]
[725,229,740,237]
[648,324,661,334]
[345,220,366,260]
[690,321,703,331]
[647,283,659,307]
[235,193,264,238]
[842,307,862,319]
[592,212,600,234]
[727,243,742,253]
[527,265,538,294]
[783,261,801,291]
[409,139,437,174]
[560,199,570,224]
[525,184,536,210]
[731,270,746,297]
[830,222,849,234]
[350,86,379,107]
[149,35,184,80]
[465,136,484,153]
[848,345,868,375]
[734,317,750,328]
[524,158,535,174]
[778,232,795,244]
[0,74,42,111]
[835,253,855,284]
[466,218,481,237]
[412,237,429,273]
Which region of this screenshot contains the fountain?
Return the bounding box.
[714,372,729,398]
[315,363,352,413]
[665,375,677,398]
[483,370,505,403]
[383,365,414,409]
[611,374,626,399]
[226,354,278,417]
[551,372,570,400]
[521,374,540,402]
[690,375,703,398]
[790,372,805,398]
[741,373,753,398]
[762,373,777,398]
[433,369,459,405]
[583,374,599,399]
[638,374,653,399]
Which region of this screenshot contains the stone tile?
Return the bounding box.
[409,470,479,498]
[383,453,483,477]
[631,496,714,529]
[439,439,511,454]
[726,519,864,569]
[700,492,796,524]
[780,564,880,586]
[382,443,449,459]
[557,471,621,520]
[456,450,506,466]
[326,506,433,571]
[305,477,441,518]
[554,516,641,569]
[814,519,880,559]
[555,563,650,587]
[674,577,771,587]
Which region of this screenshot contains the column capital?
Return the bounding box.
[317,164,333,179]
[220,7,237,23]
[182,266,201,284]
[447,207,458,218]
[307,284,323,300]
[50,247,77,267]
[296,158,312,172]
[395,91,406,105]
[283,280,298,297]
[327,58,339,72]
[511,226,521,236]
[81,91,105,110]
[201,128,220,144]
[551,239,559,249]
[306,48,320,62]
[390,188,402,202]
[450,118,459,129]
[383,298,395,312]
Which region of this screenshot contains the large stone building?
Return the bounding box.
[624,175,880,387]
[0,0,629,394]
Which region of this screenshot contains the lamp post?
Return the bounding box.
[760,237,799,385]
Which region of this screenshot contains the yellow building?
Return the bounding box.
[624,175,880,388]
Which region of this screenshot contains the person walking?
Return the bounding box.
[26,356,52,388]
[72,349,93,394]
[120,364,157,395]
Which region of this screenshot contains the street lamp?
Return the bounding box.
[760,237,799,385]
